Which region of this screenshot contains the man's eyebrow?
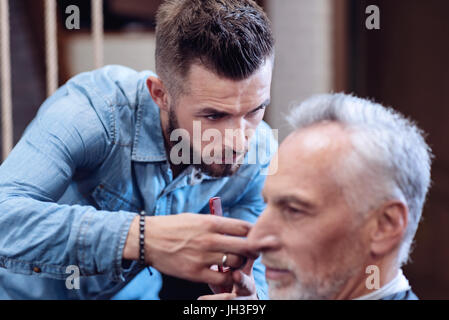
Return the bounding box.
[274,195,314,209]
[197,107,230,115]
[248,99,270,113]
[197,99,271,116]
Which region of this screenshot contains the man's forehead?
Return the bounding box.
[185,61,272,98]
[282,123,352,162]
[264,124,352,200]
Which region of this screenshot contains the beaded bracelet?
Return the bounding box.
[139,210,152,276]
[139,211,145,263]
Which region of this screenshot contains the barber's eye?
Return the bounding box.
[205,114,225,121]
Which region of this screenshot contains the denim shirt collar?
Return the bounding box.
[131,78,167,163]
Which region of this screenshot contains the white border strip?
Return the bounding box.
[0,0,13,160]
[45,0,58,97]
[92,0,104,69]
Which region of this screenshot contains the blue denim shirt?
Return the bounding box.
[0,65,277,299]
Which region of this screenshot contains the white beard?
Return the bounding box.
[267,273,348,300]
[265,252,363,300]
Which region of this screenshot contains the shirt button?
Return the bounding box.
[33,266,41,273]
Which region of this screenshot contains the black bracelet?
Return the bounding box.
[138,210,152,276]
[138,210,146,263]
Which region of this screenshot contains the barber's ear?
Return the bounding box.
[146,76,170,112]
[370,201,408,257]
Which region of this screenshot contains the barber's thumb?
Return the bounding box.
[232,270,255,296]
[240,257,255,275]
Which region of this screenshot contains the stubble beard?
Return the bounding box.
[166,107,242,178]
[265,242,365,300]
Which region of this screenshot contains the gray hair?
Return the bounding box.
[287,93,433,266]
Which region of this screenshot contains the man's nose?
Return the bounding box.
[248,209,281,252]
[224,120,248,154]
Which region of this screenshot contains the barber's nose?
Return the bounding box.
[224,121,248,154]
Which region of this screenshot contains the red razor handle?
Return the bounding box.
[209,197,224,272]
[209,197,223,217]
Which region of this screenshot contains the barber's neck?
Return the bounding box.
[334,253,400,300]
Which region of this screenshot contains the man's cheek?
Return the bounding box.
[289,240,323,274]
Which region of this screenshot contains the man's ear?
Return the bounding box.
[146,76,170,112]
[370,201,408,258]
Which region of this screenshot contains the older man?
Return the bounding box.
[251,93,433,300]
[201,93,432,300]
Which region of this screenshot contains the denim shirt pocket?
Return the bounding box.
[91,183,141,213]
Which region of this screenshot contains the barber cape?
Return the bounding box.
[354,269,418,300]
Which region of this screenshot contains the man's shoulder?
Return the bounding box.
[35,65,159,144]
[66,65,156,109]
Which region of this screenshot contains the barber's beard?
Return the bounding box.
[166,108,242,178]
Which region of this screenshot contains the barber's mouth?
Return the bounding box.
[265,267,292,281]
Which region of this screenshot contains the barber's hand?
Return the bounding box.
[198,258,258,300]
[124,213,257,287]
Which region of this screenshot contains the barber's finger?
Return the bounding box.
[206,252,246,269]
[200,268,233,287]
[198,293,237,300]
[210,235,259,259]
[209,216,253,236]
[248,235,281,253]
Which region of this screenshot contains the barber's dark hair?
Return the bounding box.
[155,0,274,95]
